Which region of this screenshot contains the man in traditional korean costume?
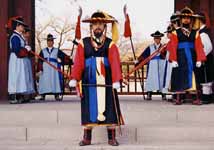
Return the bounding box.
[69,11,124,146]
[37,34,71,101]
[8,17,35,104]
[138,31,167,100]
[168,7,206,105]
[195,12,213,104]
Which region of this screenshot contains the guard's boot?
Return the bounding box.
[39,94,46,101]
[9,94,18,104]
[79,128,92,146]
[55,94,62,101]
[174,94,182,105]
[162,94,167,101]
[192,90,202,105]
[107,128,119,146]
[146,92,152,100]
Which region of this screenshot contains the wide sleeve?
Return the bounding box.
[11,36,29,58]
[70,42,85,81]
[195,32,206,62]
[37,50,44,72]
[108,43,122,83]
[138,46,150,62]
[200,32,213,56]
[58,50,72,65]
[168,32,178,62]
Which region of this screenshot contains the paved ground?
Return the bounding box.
[0,95,214,150]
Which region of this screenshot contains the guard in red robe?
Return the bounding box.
[69,11,124,146]
[168,7,206,105]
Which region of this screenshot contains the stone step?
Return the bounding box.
[1,125,214,144]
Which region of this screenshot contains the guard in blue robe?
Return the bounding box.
[37,34,71,101]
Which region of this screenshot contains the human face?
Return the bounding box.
[181,16,191,25]
[91,22,105,38]
[154,37,161,45]
[16,24,25,33]
[47,40,54,47]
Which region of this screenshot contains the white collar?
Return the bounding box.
[200,24,206,30]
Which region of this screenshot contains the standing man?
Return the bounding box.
[69,11,124,146]
[195,12,213,104]
[138,31,167,100]
[37,34,71,101]
[168,7,206,105]
[8,17,34,104]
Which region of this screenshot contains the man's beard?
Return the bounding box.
[93,29,103,38]
[183,23,190,29]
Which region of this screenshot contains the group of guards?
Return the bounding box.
[6,6,213,146]
[138,7,213,105]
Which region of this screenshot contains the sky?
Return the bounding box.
[36,0,174,41]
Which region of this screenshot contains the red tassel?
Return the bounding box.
[124,14,132,38]
[75,16,81,40]
[6,16,23,30]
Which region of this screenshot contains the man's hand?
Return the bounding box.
[25,45,31,51]
[171,61,178,68]
[112,82,120,89]
[196,61,202,68]
[69,79,77,87]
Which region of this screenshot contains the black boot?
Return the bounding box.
[79,128,92,146]
[146,92,152,100]
[39,94,46,101]
[55,94,62,101]
[9,94,18,104]
[174,94,182,105]
[162,94,167,101]
[107,128,119,146]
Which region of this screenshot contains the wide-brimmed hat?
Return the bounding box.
[170,12,180,23]
[151,30,164,37]
[82,11,117,23]
[164,25,174,33]
[45,33,56,40]
[12,16,28,27]
[179,6,194,17]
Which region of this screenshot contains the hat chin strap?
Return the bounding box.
[90,27,107,49]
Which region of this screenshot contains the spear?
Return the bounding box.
[123,4,145,98]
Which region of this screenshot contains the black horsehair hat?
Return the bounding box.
[151,30,164,38]
[45,33,56,41]
[13,17,28,27]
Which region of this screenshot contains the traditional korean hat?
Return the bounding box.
[151,30,164,37]
[12,16,28,27]
[170,12,180,23]
[82,11,117,23]
[45,33,56,40]
[164,25,174,33]
[83,11,119,43]
[179,6,194,17]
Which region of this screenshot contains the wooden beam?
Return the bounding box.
[0,0,9,100]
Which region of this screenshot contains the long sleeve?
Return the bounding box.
[71,42,85,81]
[200,32,213,56]
[58,50,72,65]
[168,32,178,62]
[37,51,44,72]
[108,43,122,83]
[138,46,150,62]
[195,32,206,62]
[11,36,29,58]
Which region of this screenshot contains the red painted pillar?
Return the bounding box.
[0,0,9,100]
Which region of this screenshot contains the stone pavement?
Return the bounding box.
[0,95,214,150]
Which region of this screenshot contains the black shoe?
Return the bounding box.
[107,128,119,146]
[79,129,92,146]
[39,95,46,101]
[55,95,62,101]
[162,94,167,101]
[146,92,152,100]
[10,99,19,104]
